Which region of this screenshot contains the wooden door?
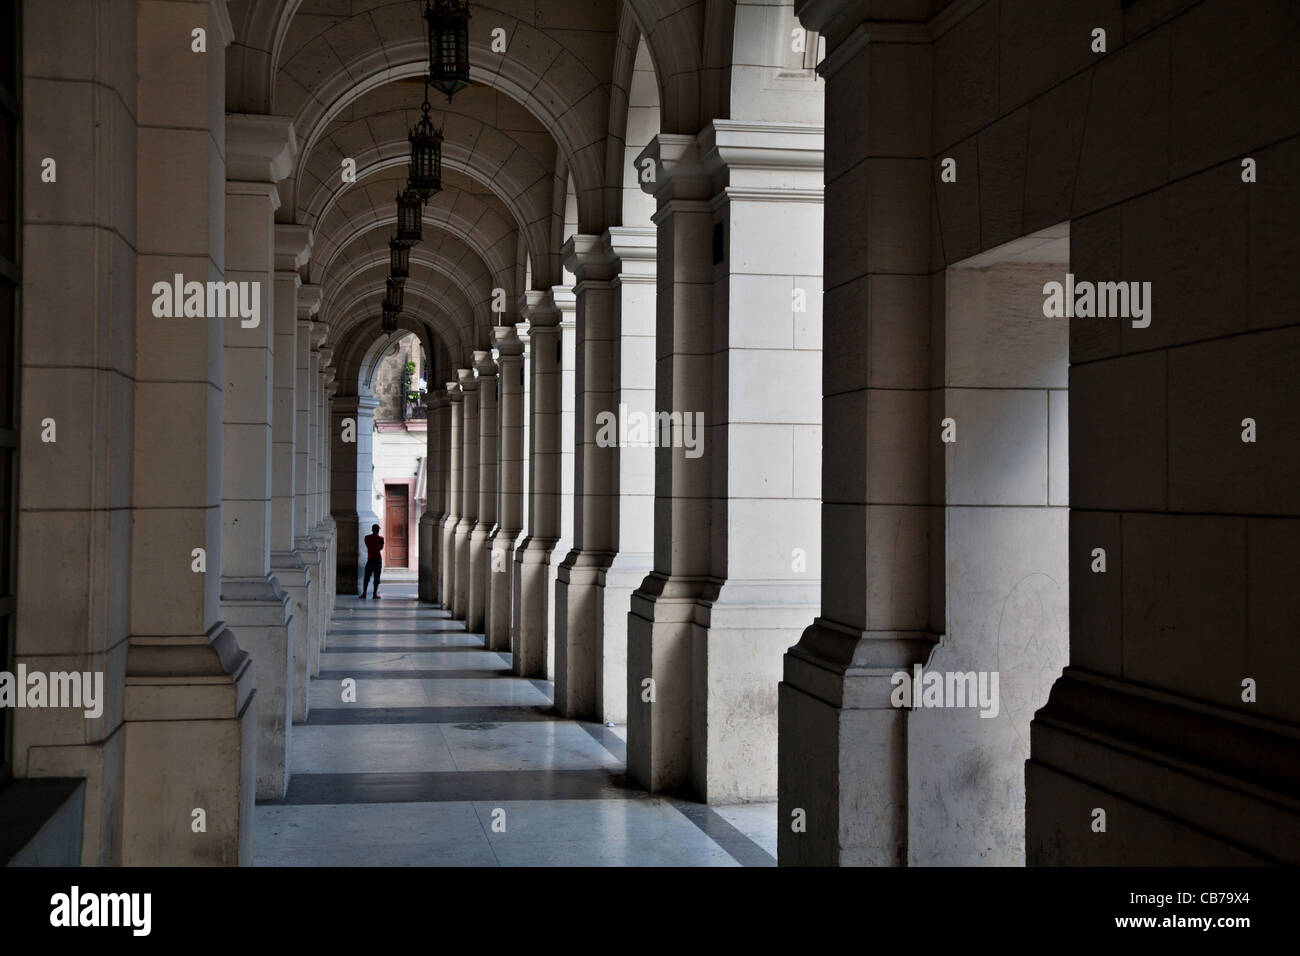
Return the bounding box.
[384,485,408,566]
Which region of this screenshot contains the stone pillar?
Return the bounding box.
[220,113,298,802]
[333,392,379,598]
[777,13,930,865]
[468,350,499,632]
[297,299,327,696]
[318,355,337,647]
[440,382,464,610]
[419,390,449,603]
[511,322,532,642]
[555,228,656,722]
[121,0,254,866]
[555,237,617,718]
[513,292,561,677]
[548,289,577,679]
[271,226,312,726]
[487,327,525,652]
[15,0,135,864]
[628,123,824,803]
[453,367,480,621]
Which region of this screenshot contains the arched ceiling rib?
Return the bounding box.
[273,1,620,231]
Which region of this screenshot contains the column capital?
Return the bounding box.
[519,289,560,329]
[635,133,713,204]
[225,113,298,183]
[697,120,825,197]
[309,318,329,349]
[457,367,480,392]
[492,325,524,357]
[425,389,450,410]
[299,285,324,320]
[274,223,314,272]
[318,345,334,370]
[561,233,616,284]
[446,381,464,403]
[514,321,531,347]
[473,349,498,379]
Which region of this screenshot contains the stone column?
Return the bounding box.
[625,134,714,795]
[548,289,577,679]
[298,301,327,692]
[468,350,499,632]
[511,321,532,642]
[16,0,134,864]
[555,228,656,722]
[220,113,298,802]
[271,226,312,726]
[318,355,337,644]
[777,13,929,865]
[453,367,480,620]
[332,392,378,598]
[122,0,253,865]
[419,390,449,603]
[440,382,464,609]
[628,123,824,803]
[555,237,617,718]
[487,327,525,652]
[513,292,561,677]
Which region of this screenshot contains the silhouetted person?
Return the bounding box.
[361,524,384,598]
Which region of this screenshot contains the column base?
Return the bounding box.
[1026,667,1300,865]
[220,575,293,801]
[418,512,444,603]
[778,616,938,866]
[281,547,316,723]
[452,518,474,620]
[486,527,522,652]
[626,571,702,794]
[555,549,615,720]
[121,623,255,866]
[467,521,494,633]
[512,535,557,678]
[309,529,330,664]
[439,514,459,610]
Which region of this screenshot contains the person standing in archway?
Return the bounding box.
[361,524,384,599]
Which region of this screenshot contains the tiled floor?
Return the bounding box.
[255,583,777,866]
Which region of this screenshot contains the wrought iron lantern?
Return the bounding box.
[389,237,410,279]
[382,304,399,335]
[424,0,471,102]
[385,277,405,312]
[395,186,423,244]
[408,97,444,200]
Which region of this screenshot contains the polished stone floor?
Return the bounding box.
[254,580,777,866]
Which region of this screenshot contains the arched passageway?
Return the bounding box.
[4,0,1296,869]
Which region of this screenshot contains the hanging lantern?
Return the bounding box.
[382,304,399,335]
[408,98,444,200]
[424,0,471,102]
[395,186,423,244]
[385,277,405,312]
[389,237,410,279]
